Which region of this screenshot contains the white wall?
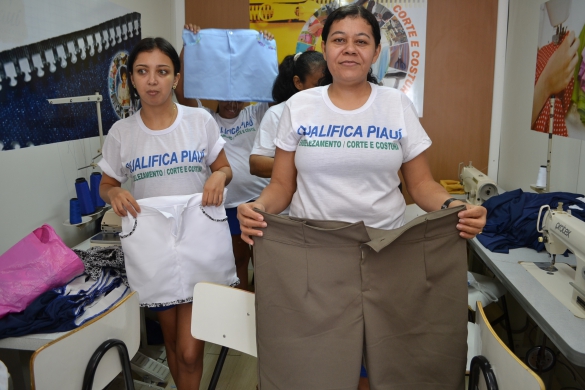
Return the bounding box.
[497,0,584,194]
[0,0,180,255]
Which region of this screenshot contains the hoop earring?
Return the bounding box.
[172,85,177,90]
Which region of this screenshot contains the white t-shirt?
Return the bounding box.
[251,102,286,157]
[212,103,270,208]
[275,83,432,230]
[98,104,225,200]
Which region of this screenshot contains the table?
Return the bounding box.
[469,238,585,367]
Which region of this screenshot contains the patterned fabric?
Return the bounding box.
[73,246,128,286]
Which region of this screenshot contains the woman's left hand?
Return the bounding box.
[202,171,226,206]
[456,204,487,239]
[259,30,274,41]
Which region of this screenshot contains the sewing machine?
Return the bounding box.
[458,162,499,205]
[537,203,585,311]
[89,208,121,247]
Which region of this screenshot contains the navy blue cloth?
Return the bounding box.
[0,270,123,338]
[476,189,585,253]
[226,206,241,236]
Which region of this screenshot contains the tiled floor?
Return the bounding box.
[166,342,257,390]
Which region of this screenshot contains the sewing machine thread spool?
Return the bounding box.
[69,198,82,224]
[90,172,106,208]
[536,165,547,188]
[75,177,95,215]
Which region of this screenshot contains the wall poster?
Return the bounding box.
[532,0,585,140]
[250,0,427,116]
[0,11,141,151]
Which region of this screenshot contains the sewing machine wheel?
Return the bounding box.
[525,345,556,372]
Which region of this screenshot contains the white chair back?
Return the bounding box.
[30,291,140,390]
[191,283,257,357]
[471,301,545,389]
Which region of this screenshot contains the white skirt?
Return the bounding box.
[120,192,238,307]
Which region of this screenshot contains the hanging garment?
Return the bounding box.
[182,29,278,102]
[120,192,239,308]
[253,207,468,390]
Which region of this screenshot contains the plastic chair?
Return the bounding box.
[30,291,140,390]
[467,301,545,390]
[468,272,514,352]
[191,282,256,390]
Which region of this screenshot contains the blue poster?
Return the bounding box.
[0,13,141,151]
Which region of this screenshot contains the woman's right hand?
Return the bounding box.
[237,202,267,245]
[184,24,201,34]
[107,187,141,218]
[541,31,579,95]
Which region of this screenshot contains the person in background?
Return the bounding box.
[237,5,486,389]
[117,65,131,107]
[176,24,274,291]
[250,51,326,178]
[98,37,232,390]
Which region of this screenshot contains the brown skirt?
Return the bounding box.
[252,206,468,390]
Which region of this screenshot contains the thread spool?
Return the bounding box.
[90,172,106,208]
[75,177,95,215]
[536,165,547,188]
[69,198,82,224]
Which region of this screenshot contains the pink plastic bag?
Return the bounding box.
[0,224,85,319]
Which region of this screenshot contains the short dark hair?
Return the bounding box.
[272,51,325,103]
[127,37,180,102]
[320,4,380,86]
[119,65,128,79]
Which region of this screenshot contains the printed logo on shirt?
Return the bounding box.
[220,119,255,141]
[295,124,402,151]
[297,124,403,140]
[125,149,206,182]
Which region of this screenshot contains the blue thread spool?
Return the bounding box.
[75,177,95,215]
[90,172,106,208]
[69,198,82,224]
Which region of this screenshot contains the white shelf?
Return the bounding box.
[63,216,92,227]
[63,206,110,228]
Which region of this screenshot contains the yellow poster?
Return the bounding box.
[250,0,428,115]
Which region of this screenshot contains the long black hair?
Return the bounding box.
[127,37,181,102]
[272,51,325,103]
[320,4,380,86]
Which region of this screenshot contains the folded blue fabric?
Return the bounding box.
[476,189,585,253]
[182,29,278,102]
[0,269,127,338]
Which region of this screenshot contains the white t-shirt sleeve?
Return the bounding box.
[274,103,300,152]
[202,110,226,166]
[249,102,270,124]
[97,126,128,183]
[400,93,432,163]
[251,105,282,157]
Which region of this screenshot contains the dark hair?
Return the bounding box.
[119,65,128,80]
[127,37,180,102]
[319,4,380,86]
[271,51,325,103]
